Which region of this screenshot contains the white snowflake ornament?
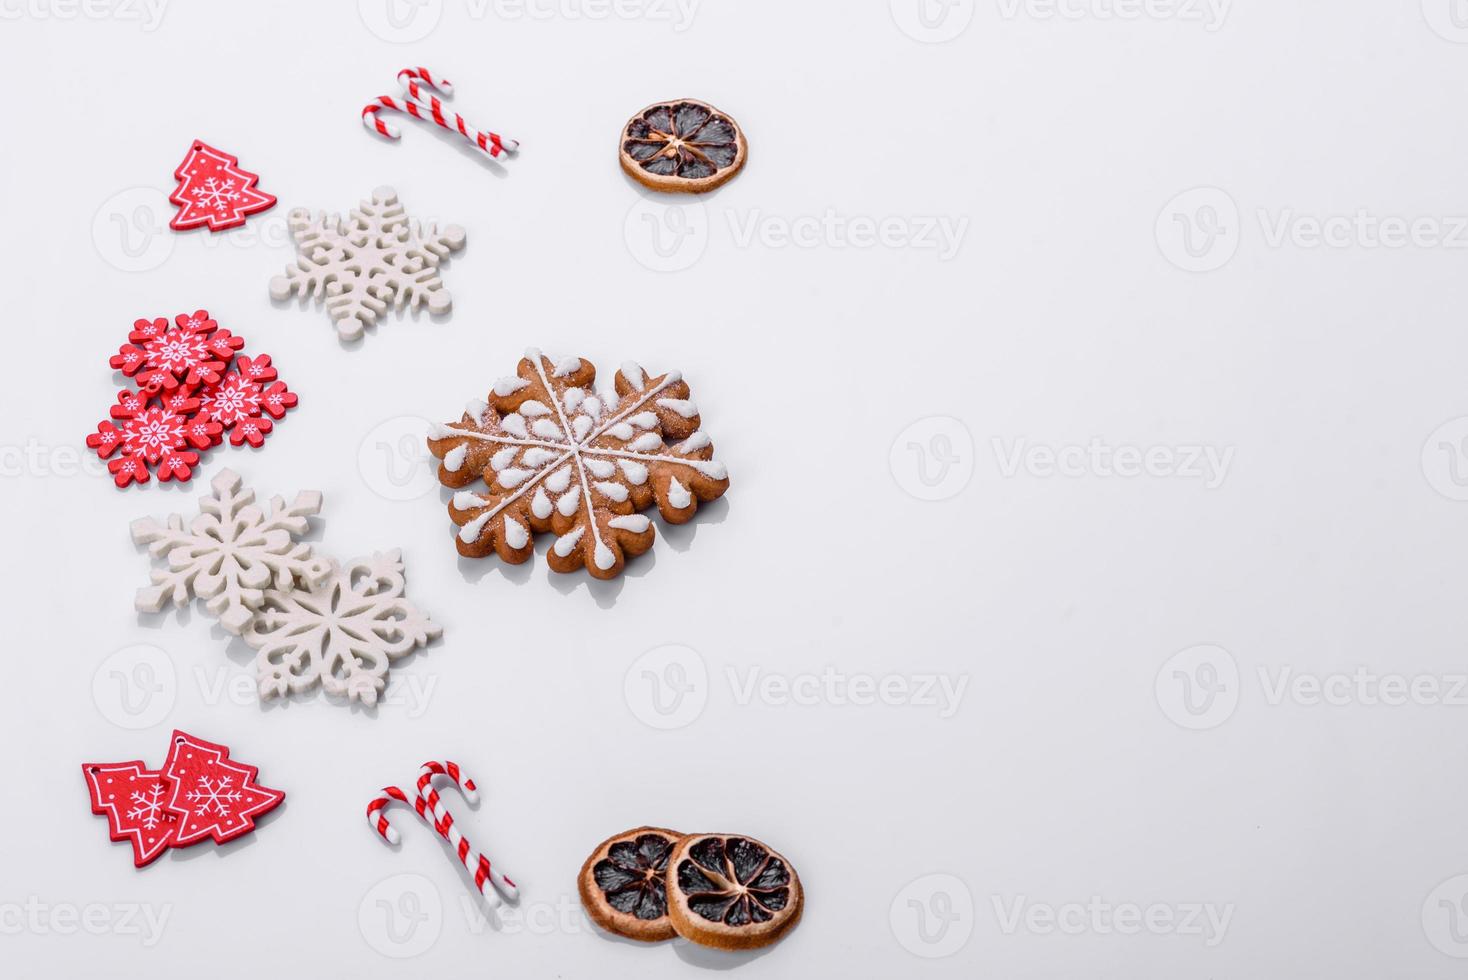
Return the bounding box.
[130,468,331,634]
[269,186,465,341]
[244,550,441,706]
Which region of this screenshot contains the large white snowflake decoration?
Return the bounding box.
[426,349,730,580]
[244,550,442,706]
[269,185,465,342]
[131,468,331,634]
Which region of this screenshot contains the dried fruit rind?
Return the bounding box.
[666,833,803,951]
[578,826,684,942]
[619,99,747,194]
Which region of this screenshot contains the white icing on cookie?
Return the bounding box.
[564,388,584,413]
[531,419,564,441]
[594,542,616,570]
[594,481,629,502]
[630,412,658,429]
[546,466,572,493]
[503,516,529,549]
[491,447,518,470]
[520,400,551,417]
[667,477,692,509]
[621,361,646,390]
[585,458,615,478]
[676,432,711,453]
[453,491,490,510]
[465,399,489,420]
[532,487,552,519]
[557,485,582,516]
[607,423,635,440]
[553,526,584,556]
[493,376,529,397]
[443,444,468,472]
[502,414,528,439]
[629,433,662,452]
[618,460,648,484]
[459,512,491,543]
[499,468,532,488]
[552,356,582,378]
[657,398,698,419]
[608,514,651,533]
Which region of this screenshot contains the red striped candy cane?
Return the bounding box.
[417,761,519,901]
[365,784,441,845]
[362,67,519,160]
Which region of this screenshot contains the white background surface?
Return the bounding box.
[4,0,1468,976]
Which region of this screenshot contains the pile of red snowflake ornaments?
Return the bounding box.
[85,310,297,487]
[83,731,284,867]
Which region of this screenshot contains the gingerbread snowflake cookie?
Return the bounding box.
[426,349,729,579]
[269,186,464,342]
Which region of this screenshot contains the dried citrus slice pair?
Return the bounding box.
[579,826,802,951]
[619,100,747,194]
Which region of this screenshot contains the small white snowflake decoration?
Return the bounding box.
[269,186,465,342]
[244,550,442,706]
[131,468,331,634]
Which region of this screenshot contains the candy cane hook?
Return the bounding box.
[362,66,519,160]
[417,761,519,901]
[365,785,440,846]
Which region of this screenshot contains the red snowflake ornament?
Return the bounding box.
[110,311,243,393]
[86,391,220,488]
[169,141,276,233]
[161,731,285,846]
[82,761,180,868]
[198,354,298,448]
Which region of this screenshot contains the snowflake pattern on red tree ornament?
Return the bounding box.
[81,761,181,868]
[83,732,284,866]
[169,141,276,233]
[161,731,285,846]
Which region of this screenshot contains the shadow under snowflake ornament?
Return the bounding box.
[244,550,442,706]
[269,186,465,342]
[130,468,331,633]
[427,349,729,580]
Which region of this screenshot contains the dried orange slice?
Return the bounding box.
[619,100,747,194]
[667,833,802,950]
[578,826,684,942]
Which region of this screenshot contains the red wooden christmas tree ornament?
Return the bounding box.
[161,731,285,846]
[81,761,181,868]
[169,140,276,232]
